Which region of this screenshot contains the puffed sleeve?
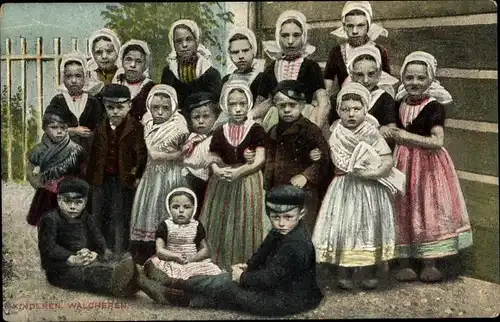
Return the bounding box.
[194,222,207,250]
[427,101,446,128]
[305,60,326,104]
[324,47,340,81]
[248,124,266,148]
[256,63,277,99]
[209,127,225,156]
[373,92,397,126]
[155,221,169,242]
[378,45,391,74]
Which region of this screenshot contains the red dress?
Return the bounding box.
[393,97,472,259]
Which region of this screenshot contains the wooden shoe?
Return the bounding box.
[361,278,379,290]
[111,256,136,297]
[419,266,444,283]
[337,278,354,290]
[395,268,418,282]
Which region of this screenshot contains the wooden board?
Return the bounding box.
[259,24,498,70]
[259,1,497,29]
[459,180,499,231]
[445,128,498,177]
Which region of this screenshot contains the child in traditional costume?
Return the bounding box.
[129,84,190,264]
[87,28,122,89]
[312,82,400,290]
[87,84,147,256]
[26,105,86,226]
[113,40,156,123]
[252,10,329,131]
[181,92,224,219]
[222,27,265,100]
[385,51,472,283]
[183,185,324,316]
[48,52,106,153]
[38,178,139,298]
[161,19,222,117]
[264,80,331,233]
[198,80,270,272]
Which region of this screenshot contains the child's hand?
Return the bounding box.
[133,178,141,188]
[173,253,188,264]
[290,174,308,188]
[185,254,197,263]
[213,165,228,178]
[243,149,256,164]
[33,166,41,176]
[67,255,85,266]
[224,168,242,182]
[70,126,92,137]
[309,148,321,161]
[379,126,393,139]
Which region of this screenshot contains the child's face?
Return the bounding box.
[339,99,365,129]
[169,194,195,225]
[227,90,249,124]
[63,62,85,95]
[104,100,132,126]
[279,22,303,56]
[45,121,68,143]
[229,39,254,72]
[344,14,369,46]
[92,39,118,71]
[123,50,146,82]
[190,104,217,135]
[57,193,87,219]
[403,63,432,99]
[174,27,197,61]
[274,92,303,123]
[268,207,304,235]
[351,59,381,92]
[149,95,173,125]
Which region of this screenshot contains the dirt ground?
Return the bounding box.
[2,181,499,321]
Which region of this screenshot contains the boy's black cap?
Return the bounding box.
[272,80,306,102]
[185,92,215,113]
[57,178,90,198]
[265,185,305,213]
[100,84,131,102]
[43,101,74,124]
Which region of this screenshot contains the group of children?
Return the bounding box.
[28,0,473,315]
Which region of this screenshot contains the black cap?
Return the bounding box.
[100,84,131,102]
[185,92,215,113]
[272,80,306,102]
[265,185,306,213]
[57,178,90,198]
[43,101,74,125]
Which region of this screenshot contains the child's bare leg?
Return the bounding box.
[419,258,443,282]
[395,258,418,282]
[360,265,379,289]
[337,266,354,290]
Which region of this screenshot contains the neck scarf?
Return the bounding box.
[87,28,122,82]
[262,10,316,61]
[167,19,214,81]
[395,51,453,104]
[29,134,83,184]
[220,80,255,147]
[331,1,388,42]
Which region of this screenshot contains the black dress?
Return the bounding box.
[221,72,264,102]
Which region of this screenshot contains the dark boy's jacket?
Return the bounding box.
[48,94,106,131]
[264,116,331,190]
[240,219,323,312]
[86,115,147,188]
[38,209,107,273]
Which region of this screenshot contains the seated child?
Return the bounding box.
[181,92,224,219]
[38,177,139,297]
[264,80,331,233]
[134,187,222,305]
[87,84,148,256]
[26,105,86,226]
[129,84,190,265]
[180,185,324,317]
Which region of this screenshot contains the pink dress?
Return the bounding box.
[394,97,472,259]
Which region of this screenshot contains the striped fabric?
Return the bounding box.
[179,63,198,83]
[149,219,222,280]
[227,124,245,147]
[399,97,435,128]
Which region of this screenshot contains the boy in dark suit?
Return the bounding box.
[87,84,147,256]
[38,178,138,297]
[264,80,331,233]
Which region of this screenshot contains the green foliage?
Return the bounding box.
[1,85,38,181]
[101,2,234,82]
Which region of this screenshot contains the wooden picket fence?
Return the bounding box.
[1,37,90,181]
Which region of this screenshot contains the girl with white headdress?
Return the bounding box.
[324,1,391,107]
[48,51,106,153]
[385,52,472,283]
[87,28,122,87]
[251,10,329,132]
[330,44,399,149]
[142,187,222,285]
[222,27,266,100]
[129,85,190,265]
[312,82,398,291]
[198,80,270,272]
[161,19,222,117]
[113,40,156,123]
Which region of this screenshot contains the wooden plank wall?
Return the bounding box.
[256,0,499,283]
